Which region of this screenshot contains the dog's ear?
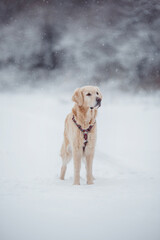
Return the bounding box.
[72,88,83,106]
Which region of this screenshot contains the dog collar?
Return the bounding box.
[72,115,96,151]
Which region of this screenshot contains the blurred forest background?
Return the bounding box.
[0,0,160,92]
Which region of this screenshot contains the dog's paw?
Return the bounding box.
[73,181,80,185]
[87,179,94,185]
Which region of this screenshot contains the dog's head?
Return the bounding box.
[72,86,102,109]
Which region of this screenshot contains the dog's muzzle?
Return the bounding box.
[90,97,102,109]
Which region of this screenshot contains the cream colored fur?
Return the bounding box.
[60,86,102,185]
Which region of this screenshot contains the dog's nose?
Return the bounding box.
[96,97,101,103]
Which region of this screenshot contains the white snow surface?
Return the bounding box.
[0,90,160,240]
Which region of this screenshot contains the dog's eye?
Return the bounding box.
[96,92,99,95]
[86,93,92,96]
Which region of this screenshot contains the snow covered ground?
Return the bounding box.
[0,89,160,240]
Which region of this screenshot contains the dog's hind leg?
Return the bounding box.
[60,138,72,180]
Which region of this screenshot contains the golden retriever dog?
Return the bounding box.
[60,86,102,185]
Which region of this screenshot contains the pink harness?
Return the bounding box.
[72,115,96,151]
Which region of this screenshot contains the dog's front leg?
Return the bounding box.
[73,150,82,185]
[86,150,94,184]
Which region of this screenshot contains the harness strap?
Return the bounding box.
[72,115,96,151]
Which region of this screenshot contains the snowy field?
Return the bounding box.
[0,89,160,240]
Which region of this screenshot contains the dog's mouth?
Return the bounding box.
[90,101,101,110]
